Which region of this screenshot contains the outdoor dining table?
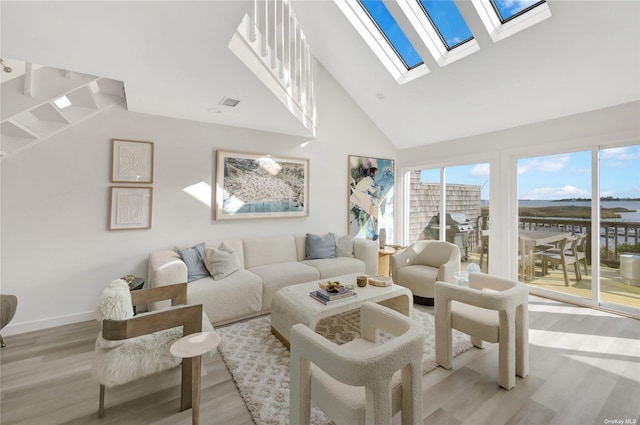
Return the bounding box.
[518,229,572,280]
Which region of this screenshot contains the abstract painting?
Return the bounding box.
[348,155,394,242]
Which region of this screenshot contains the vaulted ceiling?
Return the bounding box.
[2,1,639,151]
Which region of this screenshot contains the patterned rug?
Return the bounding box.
[216,308,473,425]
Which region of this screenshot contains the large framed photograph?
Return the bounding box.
[348,155,395,241]
[111,139,154,183]
[215,150,308,220]
[109,186,153,230]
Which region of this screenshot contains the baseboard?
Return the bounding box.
[2,311,95,336]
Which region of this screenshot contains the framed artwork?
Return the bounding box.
[348,155,395,241]
[215,150,308,220]
[111,139,154,183]
[109,186,153,230]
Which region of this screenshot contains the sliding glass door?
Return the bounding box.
[517,145,640,315]
[599,145,640,313]
[407,162,489,271]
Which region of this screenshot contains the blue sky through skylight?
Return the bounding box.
[492,0,545,22]
[418,0,473,49]
[359,0,423,69]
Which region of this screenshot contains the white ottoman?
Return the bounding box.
[620,254,640,287]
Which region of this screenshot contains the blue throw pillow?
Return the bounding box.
[305,233,337,260]
[177,242,209,282]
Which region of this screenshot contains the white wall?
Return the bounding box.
[0,66,397,334]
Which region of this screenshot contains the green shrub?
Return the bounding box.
[616,242,640,254]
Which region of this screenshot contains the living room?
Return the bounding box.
[1,1,639,424]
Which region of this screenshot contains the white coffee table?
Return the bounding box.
[270,273,413,347]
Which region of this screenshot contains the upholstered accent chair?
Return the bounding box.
[289,302,425,425]
[92,279,213,418]
[0,294,18,348]
[391,240,461,305]
[435,273,529,390]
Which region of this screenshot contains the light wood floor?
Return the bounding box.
[1,296,639,425]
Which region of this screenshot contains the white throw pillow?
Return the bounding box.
[332,233,354,257]
[204,242,241,280]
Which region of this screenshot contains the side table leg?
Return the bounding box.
[192,355,201,425]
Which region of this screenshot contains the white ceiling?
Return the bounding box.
[2,1,639,150]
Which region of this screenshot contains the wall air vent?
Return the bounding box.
[219,97,241,107]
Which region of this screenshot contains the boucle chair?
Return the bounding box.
[92,279,214,418]
[0,294,18,348]
[391,240,461,305]
[435,272,529,390]
[289,302,425,425]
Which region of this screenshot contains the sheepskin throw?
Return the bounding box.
[92,279,215,388]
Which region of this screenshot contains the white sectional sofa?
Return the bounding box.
[148,234,378,325]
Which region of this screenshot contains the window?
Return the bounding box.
[491,0,546,23]
[472,0,551,42]
[334,0,430,84]
[418,0,473,50]
[358,0,423,69]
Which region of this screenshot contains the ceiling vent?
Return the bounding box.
[219,97,240,107]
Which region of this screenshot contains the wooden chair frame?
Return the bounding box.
[98,283,202,418]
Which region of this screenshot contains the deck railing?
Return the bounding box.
[517,217,640,266]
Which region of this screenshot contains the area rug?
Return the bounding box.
[216,309,473,425]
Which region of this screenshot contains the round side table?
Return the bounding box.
[170,331,221,425]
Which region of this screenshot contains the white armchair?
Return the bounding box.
[434,273,529,390]
[391,240,461,305]
[289,302,425,425]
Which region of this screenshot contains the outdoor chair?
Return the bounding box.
[537,235,581,285]
[289,302,425,425]
[435,273,529,390]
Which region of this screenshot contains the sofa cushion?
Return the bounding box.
[204,242,241,280]
[305,233,337,259]
[243,235,298,269]
[187,270,263,325]
[332,234,354,257]
[303,257,366,279]
[249,262,319,310]
[177,243,209,282]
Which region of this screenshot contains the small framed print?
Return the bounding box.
[109,186,153,230]
[111,139,154,183]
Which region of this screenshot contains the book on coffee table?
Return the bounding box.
[309,290,357,305]
[315,287,355,301]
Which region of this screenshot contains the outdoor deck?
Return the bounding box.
[463,251,640,311]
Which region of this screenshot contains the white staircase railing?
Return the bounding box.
[230,0,317,138]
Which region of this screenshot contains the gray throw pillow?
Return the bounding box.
[204,242,241,280]
[332,233,354,257]
[177,242,209,283]
[305,233,337,260]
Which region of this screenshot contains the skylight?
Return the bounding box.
[335,0,550,82]
[397,0,479,67]
[334,0,430,84]
[492,0,545,23]
[358,0,423,69]
[472,0,551,42]
[417,0,473,50]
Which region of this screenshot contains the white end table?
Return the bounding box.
[170,331,221,425]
